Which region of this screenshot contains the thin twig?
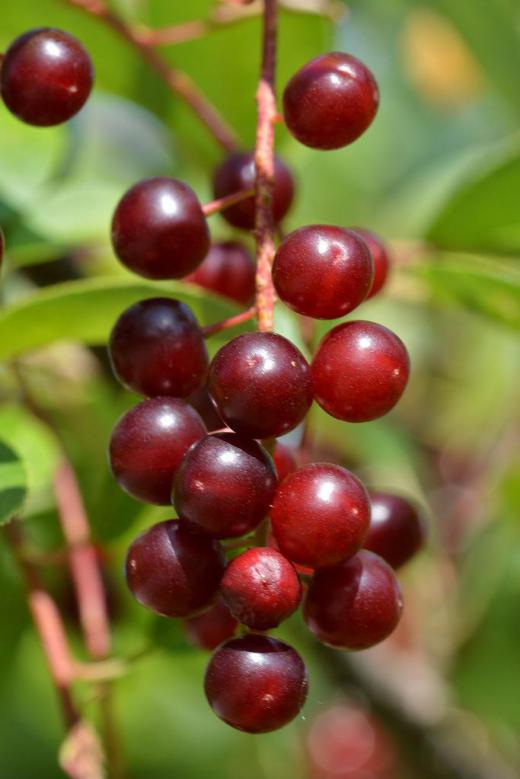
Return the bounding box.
[202,187,255,217]
[202,306,256,337]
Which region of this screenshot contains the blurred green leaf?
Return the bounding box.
[0,440,27,525]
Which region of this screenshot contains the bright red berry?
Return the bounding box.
[273,226,373,319]
[184,597,238,650]
[204,634,308,732]
[283,52,379,150]
[125,520,225,617]
[270,463,370,568]
[273,443,298,483]
[220,547,302,630]
[173,432,276,538]
[111,178,209,279]
[109,298,208,398]
[109,398,206,505]
[208,332,313,439]
[213,152,294,230]
[352,228,391,298]
[312,321,410,422]
[304,550,403,649]
[364,491,426,569]
[0,28,93,126]
[187,241,256,305]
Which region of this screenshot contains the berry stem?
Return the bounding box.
[202,187,255,217]
[64,0,239,152]
[254,0,278,333]
[133,4,259,47]
[201,306,256,338]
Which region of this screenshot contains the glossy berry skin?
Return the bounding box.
[109,298,208,398]
[352,228,390,299]
[125,520,225,618]
[273,226,373,319]
[221,547,302,630]
[0,28,93,127]
[283,52,379,150]
[270,463,370,568]
[204,634,308,733]
[187,384,224,432]
[312,321,410,423]
[274,443,298,483]
[184,597,238,650]
[364,492,426,569]
[111,178,209,279]
[173,432,276,538]
[208,332,313,439]
[187,241,256,305]
[213,152,294,230]
[109,398,206,505]
[304,550,403,650]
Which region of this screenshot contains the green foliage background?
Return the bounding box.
[0,0,519,777]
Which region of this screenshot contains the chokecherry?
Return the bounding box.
[109,297,208,398]
[273,443,298,483]
[125,519,225,618]
[111,178,209,279]
[0,28,93,126]
[283,52,379,150]
[213,151,294,230]
[186,384,224,432]
[272,225,373,319]
[187,241,256,305]
[173,432,276,538]
[184,597,238,650]
[204,634,308,732]
[312,320,410,422]
[220,547,302,630]
[304,550,403,649]
[352,228,391,299]
[208,332,313,439]
[270,463,370,568]
[365,491,426,569]
[109,397,206,505]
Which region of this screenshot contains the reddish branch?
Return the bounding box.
[202,187,255,217]
[254,0,278,332]
[202,306,256,337]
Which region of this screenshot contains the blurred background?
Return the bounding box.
[0,0,519,777]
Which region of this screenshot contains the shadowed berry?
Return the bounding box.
[364,491,426,569]
[187,241,256,305]
[186,384,224,432]
[274,443,298,483]
[352,228,391,299]
[184,597,238,650]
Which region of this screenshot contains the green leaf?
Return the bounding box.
[0,440,27,525]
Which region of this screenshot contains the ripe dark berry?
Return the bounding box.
[283,52,379,150]
[109,298,208,398]
[186,384,224,432]
[208,332,313,439]
[364,491,426,569]
[109,397,206,505]
[213,152,294,230]
[304,550,403,649]
[0,28,93,126]
[111,178,209,279]
[312,321,410,422]
[352,228,391,298]
[204,634,308,732]
[220,547,302,630]
[125,519,225,617]
[184,597,238,650]
[274,443,298,483]
[273,226,373,319]
[270,463,370,568]
[187,241,256,305]
[173,432,276,538]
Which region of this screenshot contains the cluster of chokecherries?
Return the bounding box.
[0,25,425,734]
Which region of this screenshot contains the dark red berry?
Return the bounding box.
[186,384,224,432]
[109,298,208,398]
[109,397,206,505]
[184,597,238,650]
[173,432,276,538]
[364,492,426,569]
[208,332,313,439]
[220,547,302,630]
[270,463,370,568]
[204,634,308,732]
[0,28,93,126]
[273,226,373,319]
[273,443,298,483]
[352,228,391,298]
[304,550,403,649]
[187,241,256,305]
[312,321,410,422]
[283,52,379,150]
[111,178,209,279]
[213,152,294,230]
[125,519,225,618]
